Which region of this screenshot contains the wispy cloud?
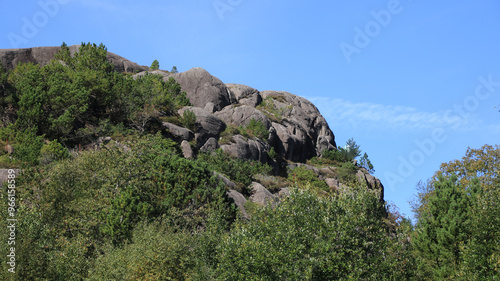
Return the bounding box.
[308,97,478,132]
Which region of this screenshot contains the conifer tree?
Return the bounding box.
[150,59,159,70]
[413,175,476,279]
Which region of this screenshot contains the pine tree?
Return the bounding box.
[150,59,159,70]
[413,175,475,279]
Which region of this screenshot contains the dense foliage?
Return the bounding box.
[412,144,500,280]
[1,42,190,154]
[0,42,498,279]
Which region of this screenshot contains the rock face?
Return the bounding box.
[220,135,269,162]
[215,105,271,129]
[0,45,148,73]
[178,106,226,145]
[171,68,233,111]
[226,83,262,107]
[162,68,336,163]
[261,91,336,161]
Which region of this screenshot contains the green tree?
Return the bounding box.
[171,66,178,73]
[150,59,159,70]
[215,185,393,280]
[359,152,375,174]
[435,144,500,190]
[413,175,476,279]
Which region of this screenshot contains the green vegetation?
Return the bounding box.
[411,144,500,279]
[150,59,160,70]
[0,41,498,279]
[317,138,375,174]
[181,109,197,131]
[257,95,292,122]
[238,118,268,140]
[288,166,330,192]
[198,149,272,194]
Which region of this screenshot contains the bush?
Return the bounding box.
[337,161,358,184]
[89,220,196,280]
[14,128,44,165]
[215,186,394,280]
[198,149,272,195]
[39,139,70,165]
[239,118,268,140]
[181,109,197,131]
[288,166,329,192]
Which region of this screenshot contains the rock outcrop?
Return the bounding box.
[0,45,148,73]
[170,67,233,111]
[163,68,337,163]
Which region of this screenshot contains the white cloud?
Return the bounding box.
[308,97,478,132]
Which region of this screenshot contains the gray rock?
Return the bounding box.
[203,102,216,113]
[364,172,385,201]
[214,171,237,190]
[220,135,268,162]
[171,67,232,111]
[162,122,194,141]
[227,189,248,218]
[200,137,218,153]
[225,83,262,107]
[319,167,337,178]
[215,105,271,129]
[249,182,276,207]
[178,107,226,144]
[261,90,336,162]
[0,45,148,73]
[180,140,194,159]
[325,178,340,191]
[132,69,170,79]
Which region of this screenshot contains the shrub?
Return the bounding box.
[288,166,329,192]
[215,186,394,280]
[239,118,268,140]
[337,161,358,184]
[181,109,197,131]
[89,220,196,280]
[14,128,44,165]
[39,139,70,165]
[198,149,272,195]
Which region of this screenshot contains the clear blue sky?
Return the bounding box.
[2,0,500,220]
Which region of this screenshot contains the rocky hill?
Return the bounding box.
[0,44,384,209]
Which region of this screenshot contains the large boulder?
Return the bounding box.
[178,107,226,145]
[220,135,269,162]
[215,105,271,129]
[171,67,233,111]
[0,45,148,73]
[259,90,336,162]
[225,83,262,107]
[227,189,248,218]
[161,122,194,142]
[249,182,276,207]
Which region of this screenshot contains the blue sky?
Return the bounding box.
[2,0,500,220]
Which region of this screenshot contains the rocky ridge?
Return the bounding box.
[0,45,385,216]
